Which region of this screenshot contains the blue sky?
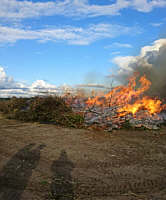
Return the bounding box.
[0,0,166,96]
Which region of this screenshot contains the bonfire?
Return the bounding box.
[70,73,166,131]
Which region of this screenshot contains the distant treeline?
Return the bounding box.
[0,98,11,101]
[0,97,31,101]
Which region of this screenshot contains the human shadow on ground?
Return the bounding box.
[0,143,46,200]
[50,150,75,200]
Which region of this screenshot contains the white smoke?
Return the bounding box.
[112,39,166,98]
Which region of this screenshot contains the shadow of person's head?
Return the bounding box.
[50,150,75,200]
[37,144,46,150]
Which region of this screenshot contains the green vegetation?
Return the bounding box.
[0,96,84,128]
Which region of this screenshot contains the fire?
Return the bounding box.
[86,73,166,117]
[118,97,165,116]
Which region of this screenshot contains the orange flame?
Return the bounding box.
[86,73,166,116]
[118,97,166,116]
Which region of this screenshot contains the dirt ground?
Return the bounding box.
[0,113,166,200]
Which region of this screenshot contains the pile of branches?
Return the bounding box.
[0,95,165,131]
[84,105,166,130]
[66,96,166,131]
[0,96,84,128]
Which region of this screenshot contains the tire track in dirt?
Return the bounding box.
[75,166,166,197]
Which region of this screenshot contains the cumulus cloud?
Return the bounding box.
[31,80,56,89]
[0,66,59,97]
[0,66,108,97]
[0,67,25,89]
[112,39,166,98]
[0,0,166,20]
[0,66,77,97]
[0,23,140,45]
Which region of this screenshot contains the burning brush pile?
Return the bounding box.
[0,73,166,131]
[69,73,166,131]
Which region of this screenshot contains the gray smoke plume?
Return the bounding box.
[113,39,166,98]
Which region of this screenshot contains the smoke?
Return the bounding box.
[83,71,114,88]
[113,39,166,98]
[83,71,103,84]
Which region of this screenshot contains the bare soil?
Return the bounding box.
[0,113,166,200]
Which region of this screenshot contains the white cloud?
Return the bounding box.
[105,42,132,49]
[0,0,65,19]
[0,66,75,97]
[0,66,57,97]
[31,80,55,89]
[0,66,25,89]
[0,24,140,45]
[132,0,166,12]
[150,22,163,27]
[113,42,132,48]
[111,51,121,55]
[0,0,130,19]
[0,0,166,20]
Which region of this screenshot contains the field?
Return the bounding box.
[0,113,166,200]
